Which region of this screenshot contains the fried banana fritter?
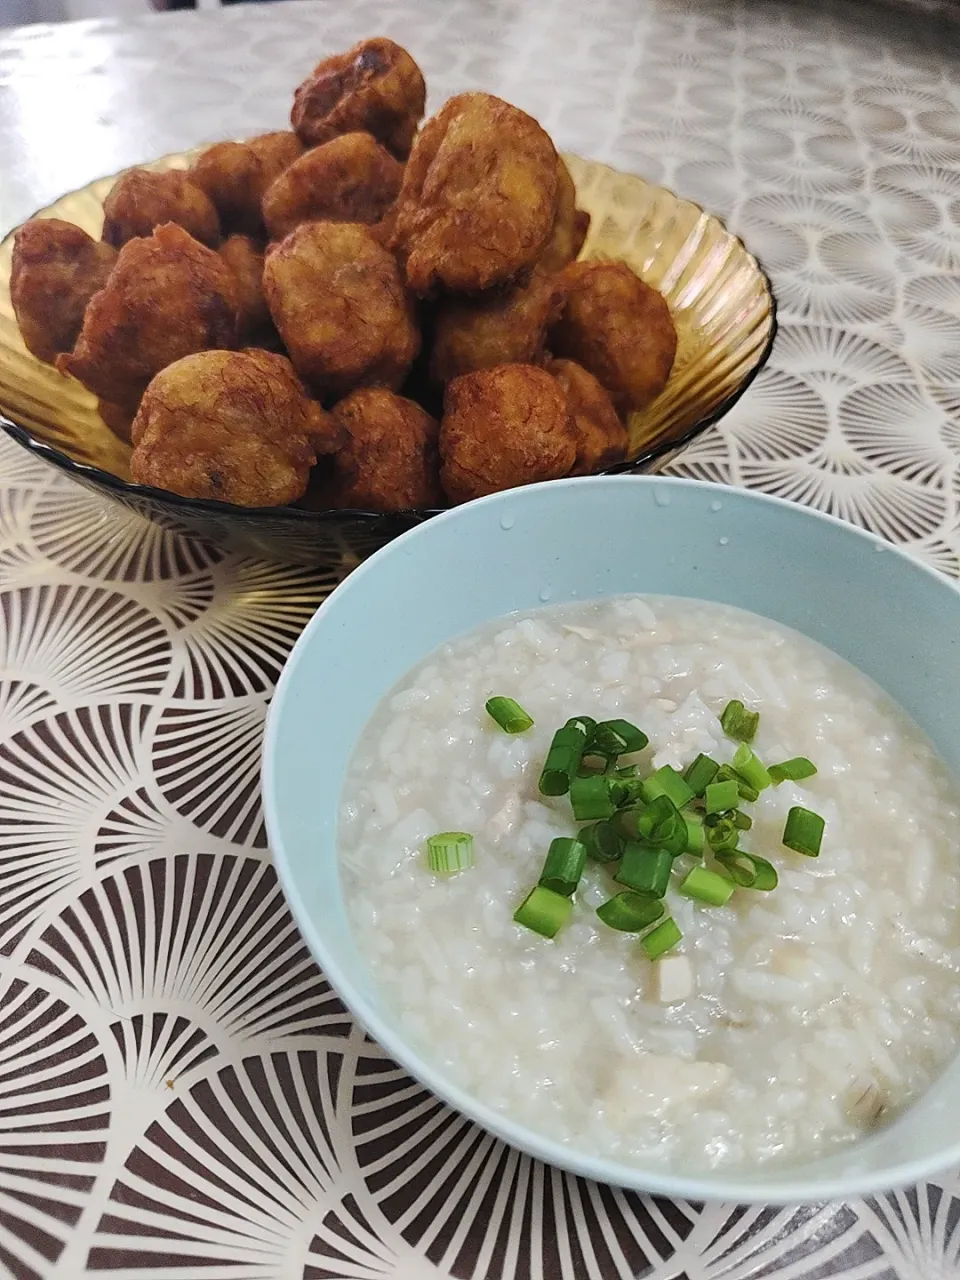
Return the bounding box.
[391,93,559,295]
[439,363,576,503]
[537,158,590,272]
[291,37,425,159]
[97,396,141,444]
[263,220,419,399]
[428,270,564,384]
[191,131,304,237]
[130,349,339,505]
[547,357,628,473]
[10,218,117,364]
[101,168,220,248]
[262,132,403,242]
[326,387,442,510]
[550,261,676,415]
[218,234,272,342]
[58,222,239,407]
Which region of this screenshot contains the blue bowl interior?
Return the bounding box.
[263,475,960,1201]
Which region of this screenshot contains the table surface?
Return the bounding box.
[1,0,960,1275]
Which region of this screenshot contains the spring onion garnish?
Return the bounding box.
[596,892,664,932]
[719,699,759,743]
[769,756,818,784]
[613,763,640,778]
[484,696,533,734]
[513,885,574,938]
[716,764,760,803]
[705,778,739,814]
[733,810,753,831]
[683,753,720,797]
[679,865,735,906]
[589,718,649,757]
[783,806,825,857]
[731,743,772,792]
[641,765,694,810]
[616,844,673,898]
[628,794,686,854]
[426,832,474,875]
[705,813,739,853]
[538,837,587,897]
[570,774,622,820]
[683,815,704,855]
[539,719,589,796]
[580,820,624,863]
[716,850,778,891]
[578,752,609,775]
[640,917,683,960]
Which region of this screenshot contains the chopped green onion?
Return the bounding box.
[783,806,825,857]
[679,865,735,906]
[513,885,573,938]
[769,756,818,784]
[683,753,720,797]
[612,763,640,778]
[717,764,759,802]
[641,765,694,809]
[720,699,759,742]
[705,814,739,853]
[569,773,620,820]
[615,844,673,898]
[683,815,704,854]
[578,752,609,776]
[613,774,647,804]
[566,715,596,736]
[705,778,739,814]
[640,917,682,959]
[733,810,753,831]
[731,743,772,792]
[485,696,534,734]
[596,892,664,932]
[426,831,474,875]
[538,837,587,897]
[579,820,624,863]
[628,794,686,854]
[716,850,778,891]
[539,719,589,796]
[589,718,649,757]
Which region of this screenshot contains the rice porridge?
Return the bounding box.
[338,596,960,1171]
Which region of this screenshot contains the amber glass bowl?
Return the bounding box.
[0,149,775,568]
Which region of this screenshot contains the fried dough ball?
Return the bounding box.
[102,169,220,248]
[537,158,590,273]
[130,349,339,505]
[439,363,576,503]
[263,220,419,399]
[291,37,426,159]
[10,219,117,364]
[548,358,628,473]
[428,270,565,384]
[58,223,239,407]
[549,261,677,415]
[218,234,272,342]
[191,131,303,237]
[391,93,559,295]
[326,388,442,510]
[262,132,403,242]
[97,396,140,444]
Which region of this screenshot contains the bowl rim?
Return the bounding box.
[0,155,778,523]
[263,474,960,1204]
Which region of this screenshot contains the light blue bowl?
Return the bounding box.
[263,476,960,1203]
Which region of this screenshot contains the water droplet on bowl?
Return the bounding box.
[719,536,729,546]
[540,586,552,601]
[710,500,722,512]
[654,490,671,507]
[500,514,515,530]
[875,542,887,553]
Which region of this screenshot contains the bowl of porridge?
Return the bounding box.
[262,475,960,1202]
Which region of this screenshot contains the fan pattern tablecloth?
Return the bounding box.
[1,0,959,1275]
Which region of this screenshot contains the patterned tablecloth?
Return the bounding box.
[1,0,959,1275]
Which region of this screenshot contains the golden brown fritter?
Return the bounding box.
[291,37,425,159]
[190,132,304,237]
[326,387,442,510]
[130,349,339,505]
[549,261,677,415]
[439,363,577,503]
[428,270,565,384]
[98,396,140,444]
[218,234,272,342]
[58,222,239,407]
[263,220,419,399]
[537,158,590,272]
[101,169,220,248]
[10,219,117,364]
[262,132,403,242]
[548,358,628,473]
[391,93,560,295]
